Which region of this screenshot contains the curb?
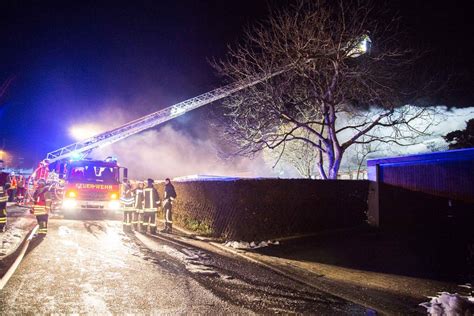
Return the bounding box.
[271,225,373,243]
[0,225,38,290]
[0,222,36,263]
[155,219,219,242]
[156,220,368,245]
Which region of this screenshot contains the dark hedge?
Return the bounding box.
[156,179,369,241]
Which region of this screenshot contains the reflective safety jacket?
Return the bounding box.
[0,186,7,224]
[120,184,134,208]
[32,187,52,215]
[0,208,6,226]
[0,186,7,204]
[143,186,160,212]
[36,161,49,180]
[10,176,17,189]
[133,189,144,211]
[0,174,8,226]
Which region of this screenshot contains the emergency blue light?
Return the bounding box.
[70,152,82,161]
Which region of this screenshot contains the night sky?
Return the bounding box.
[0,0,472,168]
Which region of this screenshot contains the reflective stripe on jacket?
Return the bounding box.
[33,205,49,215]
[33,187,51,215]
[134,189,144,210]
[143,187,160,212]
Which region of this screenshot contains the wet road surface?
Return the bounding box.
[0,218,366,314]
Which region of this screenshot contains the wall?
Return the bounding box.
[366,149,474,279]
[156,179,369,241]
[367,148,474,229]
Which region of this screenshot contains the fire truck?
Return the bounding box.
[60,158,127,214]
[27,157,127,214]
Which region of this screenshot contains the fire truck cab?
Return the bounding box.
[61,158,127,214]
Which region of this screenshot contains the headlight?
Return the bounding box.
[110,192,118,200]
[108,200,121,210]
[63,199,77,209]
[67,191,77,198]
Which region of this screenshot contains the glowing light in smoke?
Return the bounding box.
[347,34,371,58]
[69,125,102,141]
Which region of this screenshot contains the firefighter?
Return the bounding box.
[120,180,134,232]
[143,178,160,234]
[16,176,25,204]
[8,173,17,202]
[32,179,52,236]
[0,183,8,232]
[161,178,177,233]
[133,182,144,231]
[36,159,49,181]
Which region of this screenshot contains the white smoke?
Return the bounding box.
[339,105,474,172]
[75,107,275,179]
[73,104,473,180]
[389,106,472,154]
[92,125,275,179]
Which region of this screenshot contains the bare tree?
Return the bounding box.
[213,0,438,179]
[444,119,474,150]
[341,137,381,179]
[264,125,319,178]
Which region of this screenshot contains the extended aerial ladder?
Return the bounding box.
[25,35,369,205]
[45,34,370,162]
[27,67,291,203]
[45,68,289,163]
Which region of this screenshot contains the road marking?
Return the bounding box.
[0,225,39,290]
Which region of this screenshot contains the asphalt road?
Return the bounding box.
[0,218,366,314]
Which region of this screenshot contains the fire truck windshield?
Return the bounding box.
[67,163,119,184]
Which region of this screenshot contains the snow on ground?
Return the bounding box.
[0,205,36,258]
[172,174,243,182]
[420,284,474,315]
[6,203,30,215]
[224,240,280,250]
[0,228,24,257]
